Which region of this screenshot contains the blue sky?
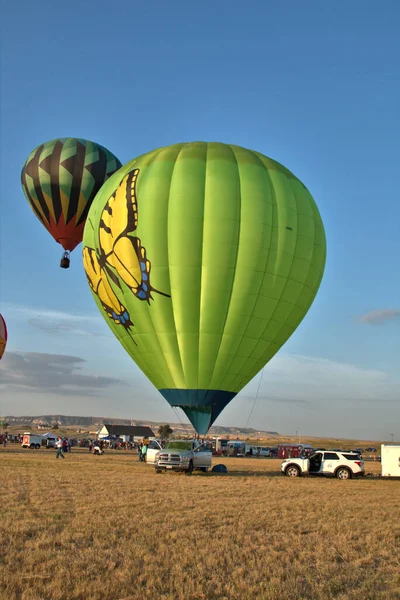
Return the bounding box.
[0,1,399,440]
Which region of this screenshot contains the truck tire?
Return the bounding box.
[336,467,352,480]
[285,465,301,477]
[200,467,208,472]
[185,461,194,476]
[35,444,41,449]
[29,443,35,449]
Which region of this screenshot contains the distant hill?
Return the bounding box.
[2,414,280,438]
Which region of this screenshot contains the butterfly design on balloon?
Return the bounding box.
[83,168,170,342]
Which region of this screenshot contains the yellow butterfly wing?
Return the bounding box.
[82,246,133,328]
[97,166,169,304]
[112,235,152,301]
[99,168,139,258]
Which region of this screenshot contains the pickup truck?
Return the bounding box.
[145,440,163,464]
[154,440,212,475]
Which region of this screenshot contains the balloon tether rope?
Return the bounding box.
[172,406,192,438]
[244,367,265,430]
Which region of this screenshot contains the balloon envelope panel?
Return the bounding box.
[83,142,326,433]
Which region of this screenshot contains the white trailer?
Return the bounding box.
[21,433,43,449]
[381,444,400,477]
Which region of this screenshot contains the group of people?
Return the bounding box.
[1,433,25,446]
[88,440,105,453]
[54,437,153,461]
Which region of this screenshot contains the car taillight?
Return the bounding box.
[355,461,362,467]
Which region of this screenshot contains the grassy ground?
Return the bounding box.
[0,447,399,600]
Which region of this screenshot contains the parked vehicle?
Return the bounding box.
[277,444,313,459]
[380,444,400,477]
[281,450,365,479]
[146,439,163,464]
[213,438,229,453]
[21,433,43,449]
[253,446,271,457]
[154,439,212,474]
[226,441,247,456]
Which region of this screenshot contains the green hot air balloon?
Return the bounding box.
[83,142,326,434]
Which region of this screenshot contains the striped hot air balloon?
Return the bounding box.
[21,138,122,268]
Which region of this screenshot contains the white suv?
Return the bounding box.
[281,451,364,479]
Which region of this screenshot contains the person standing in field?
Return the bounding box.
[56,437,65,459]
[141,442,147,463]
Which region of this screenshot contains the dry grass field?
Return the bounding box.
[0,447,399,600]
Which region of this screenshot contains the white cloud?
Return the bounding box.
[250,353,400,403]
[0,351,124,395]
[1,303,399,439]
[219,353,400,437]
[2,303,110,338]
[358,309,400,325]
[3,304,101,322]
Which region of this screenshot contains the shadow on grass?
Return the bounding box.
[201,471,400,481]
[204,470,283,478]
